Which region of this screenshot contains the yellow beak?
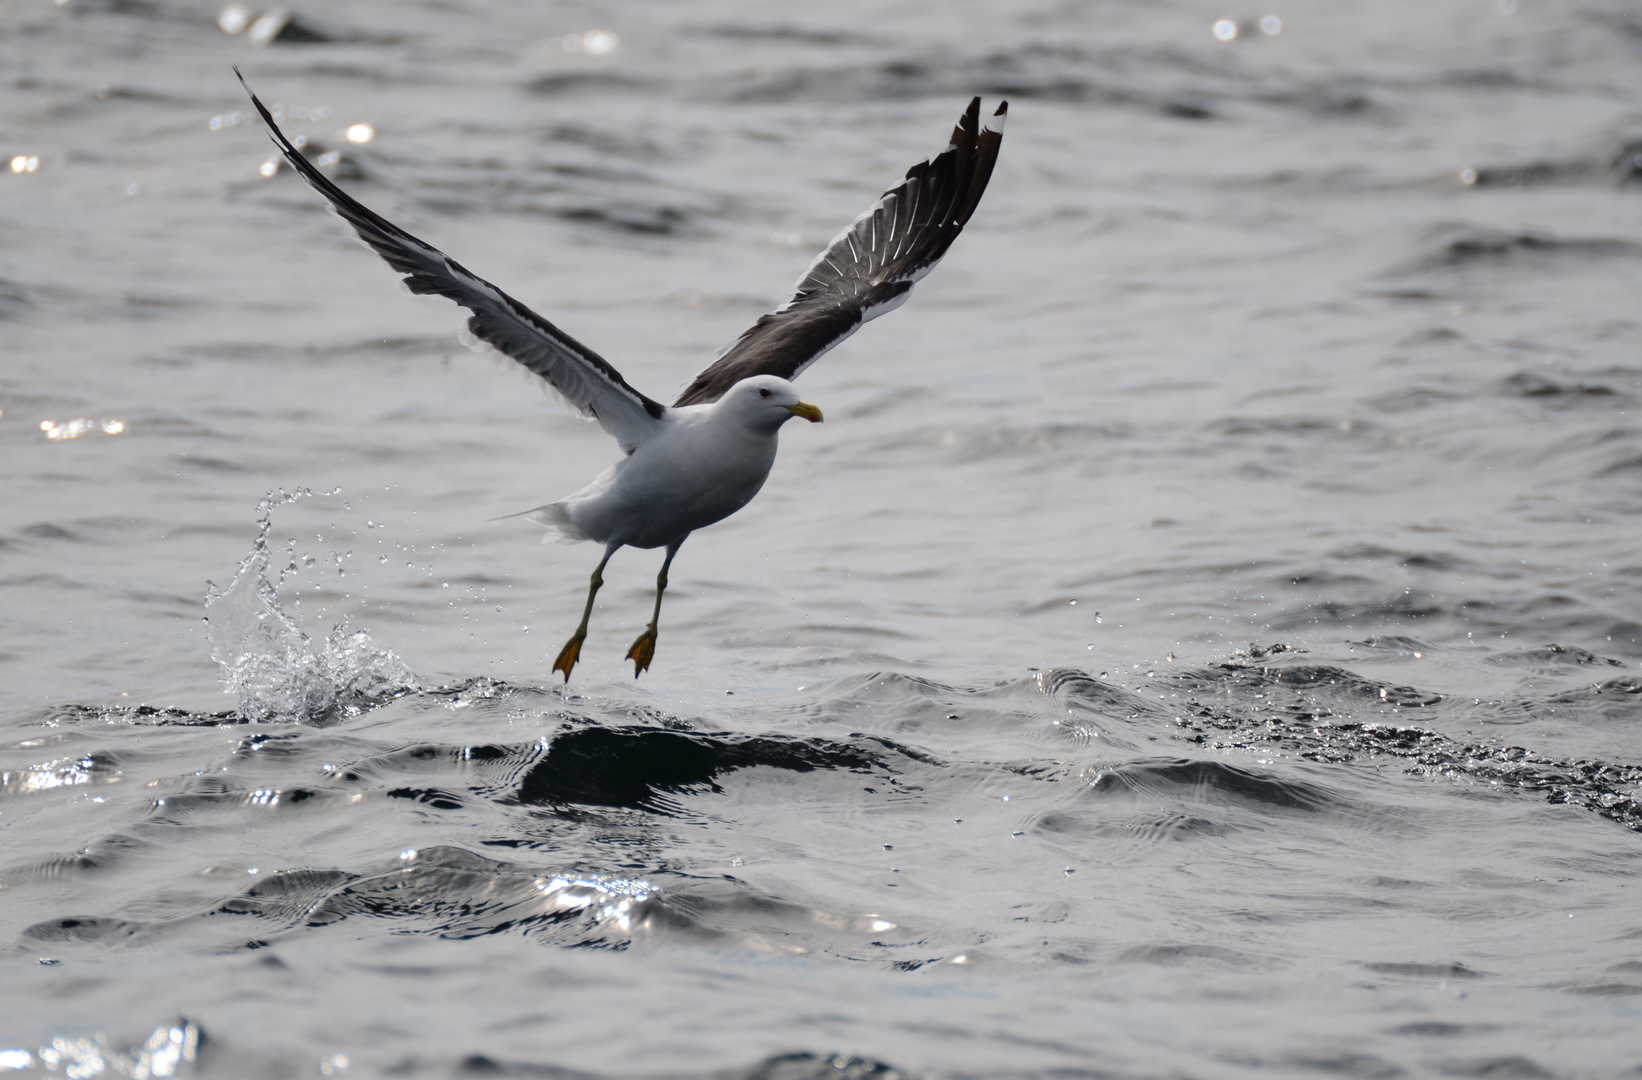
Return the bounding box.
[785,400,824,423]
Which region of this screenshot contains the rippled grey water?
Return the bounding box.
[4,0,1642,1076]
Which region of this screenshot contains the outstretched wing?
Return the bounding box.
[673,98,1007,408]
[236,69,666,454]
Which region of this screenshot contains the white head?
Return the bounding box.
[715,375,823,432]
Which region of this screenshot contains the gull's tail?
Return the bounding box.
[492,502,589,544]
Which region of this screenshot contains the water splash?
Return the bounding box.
[204,491,417,724]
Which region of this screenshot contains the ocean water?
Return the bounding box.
[3,0,1641,1075]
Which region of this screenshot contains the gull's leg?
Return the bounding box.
[554,543,618,682]
[626,538,684,678]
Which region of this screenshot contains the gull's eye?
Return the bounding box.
[758,388,772,398]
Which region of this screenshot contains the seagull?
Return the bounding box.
[237,70,1006,680]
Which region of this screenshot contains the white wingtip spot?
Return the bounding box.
[984,105,1008,134]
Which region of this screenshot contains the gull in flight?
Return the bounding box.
[237,70,1006,680]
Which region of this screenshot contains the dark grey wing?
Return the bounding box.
[237,69,666,454]
[673,97,1007,408]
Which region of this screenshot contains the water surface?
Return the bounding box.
[2,0,1641,1075]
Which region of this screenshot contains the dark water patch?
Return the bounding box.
[395,166,711,237]
[645,878,903,949]
[0,276,31,319]
[1161,98,1215,120]
[1258,82,1386,120]
[513,726,903,810]
[539,123,668,161]
[1449,601,1642,656]
[24,699,239,722]
[175,454,252,473]
[712,39,1377,123]
[1282,1052,1404,1079]
[1465,159,1596,189]
[1209,415,1373,439]
[299,848,662,946]
[204,868,358,922]
[1043,809,1237,842]
[1368,385,1464,413]
[1460,136,1642,189]
[1486,644,1626,669]
[1323,542,1464,568]
[1538,675,1642,714]
[1501,371,1625,403]
[1117,942,1262,969]
[386,787,466,810]
[14,849,672,953]
[1435,1056,1553,1079]
[1166,655,1440,710]
[437,1050,908,1080]
[1596,453,1642,477]
[1388,1022,1498,1037]
[1215,662,1443,708]
[717,1053,913,1080]
[21,522,77,541]
[23,915,149,945]
[712,44,1231,117]
[1612,139,1642,186]
[77,848,911,957]
[1268,592,1447,629]
[1551,980,1642,996]
[18,868,365,955]
[526,71,659,97]
[1440,67,1536,90]
[1151,658,1642,832]
[212,732,545,804]
[1405,226,1642,272]
[1364,961,1483,979]
[149,775,361,817]
[230,730,306,759]
[694,23,883,46]
[555,203,692,237]
[792,671,1057,742]
[1085,758,1345,814]
[1398,326,1467,348]
[1039,669,1168,721]
[0,850,112,890]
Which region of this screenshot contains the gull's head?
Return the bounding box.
[719,375,823,431]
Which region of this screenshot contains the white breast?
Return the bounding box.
[557,407,781,549]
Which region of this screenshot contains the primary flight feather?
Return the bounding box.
[237,69,1006,679]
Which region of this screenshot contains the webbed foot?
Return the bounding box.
[553,634,585,682]
[625,626,658,677]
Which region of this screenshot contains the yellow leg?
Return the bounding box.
[626,541,682,678]
[554,546,616,683]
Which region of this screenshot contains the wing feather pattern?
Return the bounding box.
[673,98,1007,408]
[236,69,666,454]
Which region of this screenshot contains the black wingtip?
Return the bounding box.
[995,101,1008,116]
[233,67,287,149]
